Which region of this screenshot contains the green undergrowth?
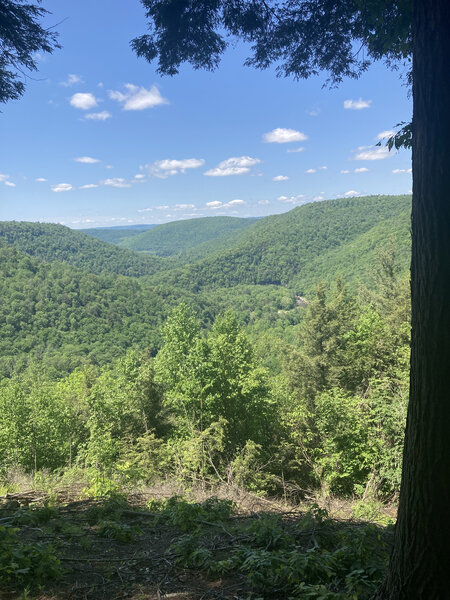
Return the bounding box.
[0,523,62,589]
[145,495,235,530]
[166,500,393,599]
[0,493,394,599]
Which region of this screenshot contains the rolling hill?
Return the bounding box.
[0,195,411,375]
[81,224,156,245]
[116,216,259,256]
[143,195,411,294]
[0,221,167,278]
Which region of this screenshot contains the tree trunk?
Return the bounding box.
[375,0,450,597]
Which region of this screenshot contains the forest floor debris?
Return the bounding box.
[0,486,395,600]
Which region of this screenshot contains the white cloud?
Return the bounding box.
[277,194,306,205]
[258,199,270,205]
[70,218,95,225]
[345,190,359,196]
[156,205,169,210]
[313,195,324,201]
[134,174,145,179]
[70,92,98,110]
[354,146,391,160]
[1,173,15,186]
[79,184,99,189]
[286,147,305,153]
[74,156,101,164]
[206,198,246,210]
[100,178,131,188]
[319,166,328,170]
[85,111,112,121]
[205,167,247,177]
[344,98,372,110]
[35,177,47,182]
[109,84,168,111]
[263,128,308,143]
[307,108,321,117]
[61,74,83,87]
[52,183,73,192]
[376,130,395,140]
[305,168,317,174]
[392,168,412,174]
[144,158,205,178]
[137,208,152,213]
[273,175,289,181]
[175,203,195,210]
[204,156,260,177]
[341,167,369,174]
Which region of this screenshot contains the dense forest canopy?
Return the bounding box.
[0,207,410,501]
[116,216,259,255]
[78,224,157,246]
[0,195,410,377]
[81,195,411,293]
[0,221,167,278]
[0,195,411,493]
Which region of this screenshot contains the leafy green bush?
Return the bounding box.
[11,505,57,527]
[170,533,213,568]
[171,505,392,599]
[148,495,234,531]
[85,495,129,525]
[0,525,62,587]
[97,520,141,543]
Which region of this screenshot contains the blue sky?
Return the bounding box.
[0,0,412,228]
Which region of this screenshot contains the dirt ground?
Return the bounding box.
[0,486,275,600]
[0,485,397,600]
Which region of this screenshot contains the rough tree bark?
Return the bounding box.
[375,0,450,597]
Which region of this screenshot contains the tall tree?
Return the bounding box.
[132,1,450,597]
[0,0,60,103]
[375,1,450,597]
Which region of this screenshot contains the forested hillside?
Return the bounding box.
[117,215,259,256]
[0,245,216,377]
[1,272,410,497]
[144,195,411,293]
[80,224,156,245]
[0,221,166,277]
[0,196,411,377]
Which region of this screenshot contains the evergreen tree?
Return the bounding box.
[288,280,355,400]
[0,1,60,103]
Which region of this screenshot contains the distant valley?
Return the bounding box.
[0,195,411,375]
